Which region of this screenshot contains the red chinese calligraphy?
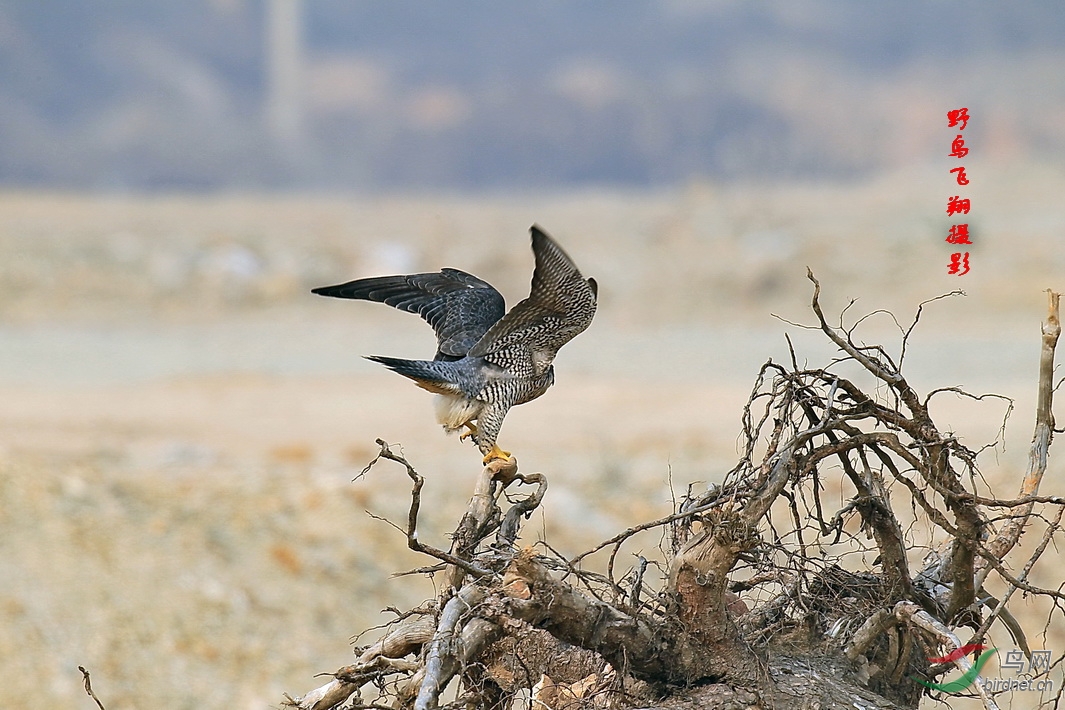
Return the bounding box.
[947,107,970,131]
[946,224,972,244]
[944,108,973,275]
[946,196,971,216]
[949,135,968,158]
[947,252,970,276]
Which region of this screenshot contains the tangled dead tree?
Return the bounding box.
[287,275,1064,710]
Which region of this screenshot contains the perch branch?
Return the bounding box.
[448,455,527,589]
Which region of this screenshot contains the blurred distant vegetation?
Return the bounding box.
[2,1,1065,190]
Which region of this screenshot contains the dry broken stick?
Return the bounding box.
[78,666,107,710]
[977,289,1060,587]
[497,471,547,547]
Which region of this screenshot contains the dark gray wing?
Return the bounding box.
[468,225,597,362]
[312,268,506,360]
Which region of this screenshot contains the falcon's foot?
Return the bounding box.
[482,443,513,464]
[459,422,478,442]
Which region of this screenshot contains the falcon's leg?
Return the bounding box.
[458,421,478,442]
[473,403,513,463]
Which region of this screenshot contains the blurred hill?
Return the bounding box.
[2,1,1065,190]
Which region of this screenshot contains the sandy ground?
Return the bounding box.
[1,172,1063,709]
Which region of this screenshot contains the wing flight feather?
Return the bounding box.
[468,225,596,360]
[312,268,505,360]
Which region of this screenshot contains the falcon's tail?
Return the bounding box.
[365,355,464,395]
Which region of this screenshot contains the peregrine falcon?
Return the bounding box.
[312,225,597,463]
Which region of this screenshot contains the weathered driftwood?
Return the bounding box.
[288,282,1063,710]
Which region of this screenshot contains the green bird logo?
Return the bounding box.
[912,644,997,693]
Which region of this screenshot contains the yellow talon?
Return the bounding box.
[459,422,477,442]
[482,443,512,464]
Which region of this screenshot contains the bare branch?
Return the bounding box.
[569,502,719,570]
[900,290,965,367]
[368,439,494,581]
[78,666,107,710]
[979,290,1060,581]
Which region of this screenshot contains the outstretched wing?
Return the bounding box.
[312,268,506,360]
[468,225,597,363]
